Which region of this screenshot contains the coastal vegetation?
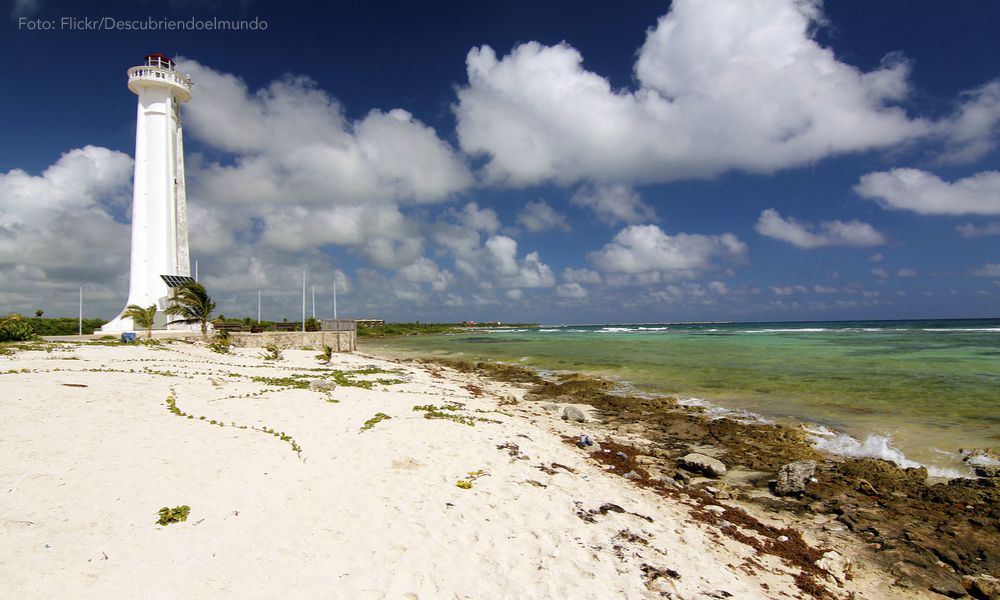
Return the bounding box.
[165,281,216,337]
[0,314,40,342]
[122,304,157,339]
[156,505,190,526]
[17,317,106,336]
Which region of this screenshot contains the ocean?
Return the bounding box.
[361,318,1000,478]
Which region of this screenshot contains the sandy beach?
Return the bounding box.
[1,339,932,599]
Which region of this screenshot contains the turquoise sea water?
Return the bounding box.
[362,319,1000,478]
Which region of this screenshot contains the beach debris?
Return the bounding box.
[308,379,338,392]
[678,453,728,478]
[817,550,851,586]
[640,563,682,595]
[499,394,519,405]
[496,441,529,460]
[562,405,587,422]
[774,460,817,496]
[858,478,879,495]
[574,501,654,524]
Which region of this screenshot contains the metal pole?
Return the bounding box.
[78,287,82,336]
[312,286,315,319]
[257,290,261,324]
[333,279,338,319]
[302,271,306,332]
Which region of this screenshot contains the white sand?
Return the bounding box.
[1,340,911,599]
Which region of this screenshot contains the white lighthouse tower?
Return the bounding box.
[102,54,195,333]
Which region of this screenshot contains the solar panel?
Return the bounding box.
[160,275,196,288]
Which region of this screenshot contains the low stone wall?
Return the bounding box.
[227,331,356,352]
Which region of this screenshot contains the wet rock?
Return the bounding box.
[609,435,653,454]
[965,577,1000,600]
[974,466,1000,478]
[836,458,928,495]
[562,406,587,422]
[656,418,708,442]
[678,452,727,477]
[702,419,822,472]
[660,477,682,489]
[962,448,1000,465]
[930,576,968,598]
[673,469,693,484]
[775,460,816,496]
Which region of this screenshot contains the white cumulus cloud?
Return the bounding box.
[517,199,570,233]
[755,209,886,248]
[957,222,1000,238]
[570,184,657,225]
[855,168,1000,215]
[971,263,1000,277]
[454,0,934,187]
[935,79,1000,163]
[178,58,473,206]
[588,224,746,277]
[556,282,588,298]
[0,146,133,294]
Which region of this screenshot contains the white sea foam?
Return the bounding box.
[962,451,1000,467]
[810,432,965,479]
[679,401,969,479]
[675,397,771,424]
[921,328,1000,332]
[742,328,831,333]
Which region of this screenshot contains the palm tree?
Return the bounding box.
[123,304,157,339]
[315,344,333,363]
[165,281,216,338]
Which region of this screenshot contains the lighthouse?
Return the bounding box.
[102,54,195,333]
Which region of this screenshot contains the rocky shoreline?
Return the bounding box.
[425,357,1000,600]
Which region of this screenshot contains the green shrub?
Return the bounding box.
[0,314,38,342]
[157,505,190,525]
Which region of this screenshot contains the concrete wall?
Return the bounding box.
[227,331,356,352]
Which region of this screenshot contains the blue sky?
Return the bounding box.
[2,0,999,324]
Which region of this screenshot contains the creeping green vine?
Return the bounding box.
[165,390,303,459]
[360,412,392,432]
[412,405,501,427]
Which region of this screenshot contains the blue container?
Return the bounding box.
[121,332,137,342]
